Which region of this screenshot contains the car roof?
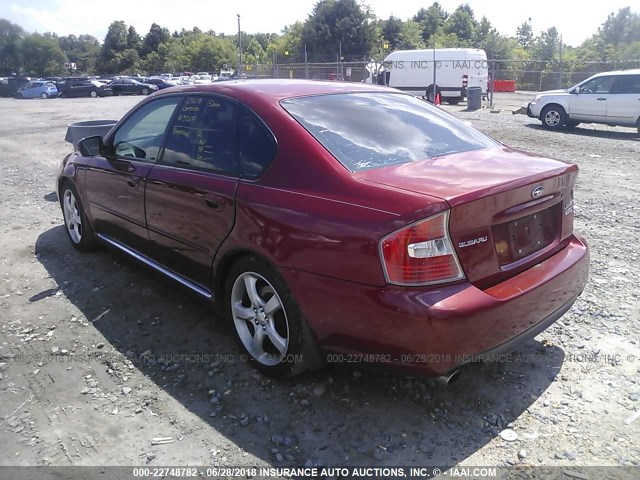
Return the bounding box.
[154,79,397,103]
[592,69,640,77]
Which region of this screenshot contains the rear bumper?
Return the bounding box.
[281,235,589,376]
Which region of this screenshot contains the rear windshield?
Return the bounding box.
[281,92,498,171]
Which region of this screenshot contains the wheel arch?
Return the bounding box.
[214,246,325,374]
[538,101,567,120]
[212,248,276,304]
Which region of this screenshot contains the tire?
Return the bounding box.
[565,120,581,128]
[425,84,441,103]
[446,97,462,105]
[89,90,98,98]
[141,88,149,95]
[40,92,48,99]
[225,255,322,378]
[60,182,97,252]
[540,104,566,130]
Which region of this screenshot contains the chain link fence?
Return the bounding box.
[479,59,639,92]
[239,59,640,92]
[243,61,371,83]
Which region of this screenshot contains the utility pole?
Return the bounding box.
[490,35,496,108]
[304,44,308,79]
[237,14,242,76]
[432,41,436,102]
[558,34,563,89]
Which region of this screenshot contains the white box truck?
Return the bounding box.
[367,48,488,104]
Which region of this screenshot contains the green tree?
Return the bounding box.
[101,20,128,72]
[102,20,127,55]
[268,22,304,62]
[185,35,235,72]
[141,23,171,57]
[57,34,101,73]
[21,33,68,76]
[381,16,404,51]
[301,0,376,60]
[244,38,268,65]
[429,31,462,48]
[474,16,494,46]
[413,3,448,45]
[443,4,476,45]
[126,26,142,51]
[0,18,26,74]
[116,48,141,73]
[598,7,640,46]
[399,20,425,49]
[533,26,560,63]
[516,19,533,48]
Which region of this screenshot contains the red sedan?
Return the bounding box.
[58,80,589,380]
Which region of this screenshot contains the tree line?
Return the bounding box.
[1,1,639,77]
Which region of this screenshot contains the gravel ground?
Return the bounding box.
[0,92,638,476]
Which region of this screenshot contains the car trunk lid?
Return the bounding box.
[357,146,578,288]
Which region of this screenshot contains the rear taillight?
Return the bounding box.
[380,211,465,286]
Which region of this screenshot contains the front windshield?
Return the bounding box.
[281,92,498,172]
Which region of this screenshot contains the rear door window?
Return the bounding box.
[161,96,237,175]
[237,109,276,179]
[611,75,640,94]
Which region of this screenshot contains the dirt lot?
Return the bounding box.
[0,91,639,476]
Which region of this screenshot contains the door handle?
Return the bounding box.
[596,97,607,101]
[127,176,141,188]
[204,194,225,211]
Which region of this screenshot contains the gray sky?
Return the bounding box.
[1,0,635,47]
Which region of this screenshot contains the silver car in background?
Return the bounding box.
[527,69,640,132]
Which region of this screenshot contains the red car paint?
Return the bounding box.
[58,80,589,376]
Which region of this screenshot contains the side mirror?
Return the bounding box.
[78,135,104,157]
[572,87,580,94]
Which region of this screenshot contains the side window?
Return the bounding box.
[237,110,276,179]
[162,96,237,175]
[611,75,640,94]
[580,76,615,94]
[113,96,181,162]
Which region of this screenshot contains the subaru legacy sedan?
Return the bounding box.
[58,80,589,379]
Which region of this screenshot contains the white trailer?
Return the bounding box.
[371,48,488,104]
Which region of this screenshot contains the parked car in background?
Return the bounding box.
[193,74,213,84]
[58,80,589,380]
[42,76,62,84]
[144,78,177,90]
[179,76,195,85]
[14,81,58,99]
[0,76,31,97]
[527,69,640,132]
[57,78,113,98]
[312,72,344,81]
[109,78,159,95]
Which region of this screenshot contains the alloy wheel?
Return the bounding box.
[544,110,561,127]
[63,189,83,244]
[230,272,289,366]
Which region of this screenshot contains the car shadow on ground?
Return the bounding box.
[35,225,564,467]
[525,123,640,141]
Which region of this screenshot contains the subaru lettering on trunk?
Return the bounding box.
[459,236,488,248]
